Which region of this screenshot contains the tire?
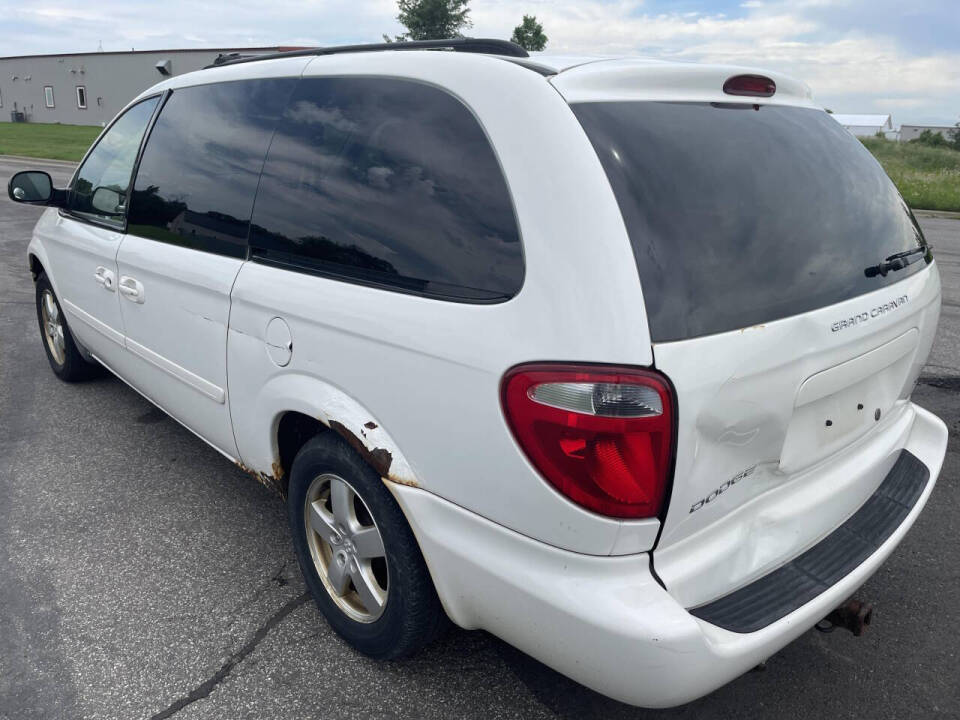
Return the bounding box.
[35,273,99,382]
[288,432,445,659]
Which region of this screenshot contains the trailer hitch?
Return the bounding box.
[815,598,873,637]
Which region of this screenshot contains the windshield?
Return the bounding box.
[572,102,931,342]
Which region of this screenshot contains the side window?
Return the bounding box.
[76,86,87,109]
[250,77,523,302]
[43,86,55,108]
[127,78,296,259]
[68,95,160,227]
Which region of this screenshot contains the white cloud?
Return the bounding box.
[876,97,928,108]
[2,0,957,123]
[466,0,959,123]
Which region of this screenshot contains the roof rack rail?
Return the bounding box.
[207,38,529,69]
[211,51,257,65]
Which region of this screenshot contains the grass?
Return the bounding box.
[0,122,101,162]
[861,136,960,212]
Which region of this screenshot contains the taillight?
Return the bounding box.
[501,364,675,519]
[723,74,776,97]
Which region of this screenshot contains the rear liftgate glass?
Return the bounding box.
[572,100,932,342]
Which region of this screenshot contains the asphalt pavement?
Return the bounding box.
[1,155,958,719]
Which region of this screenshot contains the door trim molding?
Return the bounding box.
[125,337,226,404]
[62,297,225,404]
[61,298,124,346]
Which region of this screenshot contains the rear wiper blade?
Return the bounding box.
[864,246,929,278]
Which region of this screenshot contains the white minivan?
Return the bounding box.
[8,38,948,708]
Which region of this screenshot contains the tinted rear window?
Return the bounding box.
[249,77,523,302]
[573,102,930,342]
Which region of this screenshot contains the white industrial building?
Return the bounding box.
[830,114,894,138]
[899,124,956,142]
[0,47,303,126]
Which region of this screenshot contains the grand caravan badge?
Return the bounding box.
[831,294,908,333]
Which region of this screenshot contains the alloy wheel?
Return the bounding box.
[304,473,389,622]
[40,290,66,366]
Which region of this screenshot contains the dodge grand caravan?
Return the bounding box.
[8,39,948,707]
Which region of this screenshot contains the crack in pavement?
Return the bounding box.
[148,592,311,720]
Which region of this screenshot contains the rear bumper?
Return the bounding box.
[388,404,947,708]
[689,448,929,632]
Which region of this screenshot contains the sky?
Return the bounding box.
[1,0,957,125]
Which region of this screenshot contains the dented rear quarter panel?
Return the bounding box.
[225,259,657,556]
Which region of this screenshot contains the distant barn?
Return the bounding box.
[830,114,893,138]
[899,124,956,143]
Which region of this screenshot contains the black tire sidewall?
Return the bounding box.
[35,273,91,382]
[287,433,441,659]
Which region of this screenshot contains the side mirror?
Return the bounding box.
[91,186,125,217]
[8,171,57,205]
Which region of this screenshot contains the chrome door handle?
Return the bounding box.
[118,275,145,304]
[94,266,116,291]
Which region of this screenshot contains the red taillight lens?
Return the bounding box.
[501,364,675,519]
[723,74,776,97]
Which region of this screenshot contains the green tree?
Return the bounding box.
[511,14,547,51]
[910,129,949,148]
[389,0,472,42]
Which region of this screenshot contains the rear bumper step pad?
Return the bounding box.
[688,450,929,633]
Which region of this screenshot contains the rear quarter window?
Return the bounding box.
[249,76,523,302]
[573,102,931,341]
